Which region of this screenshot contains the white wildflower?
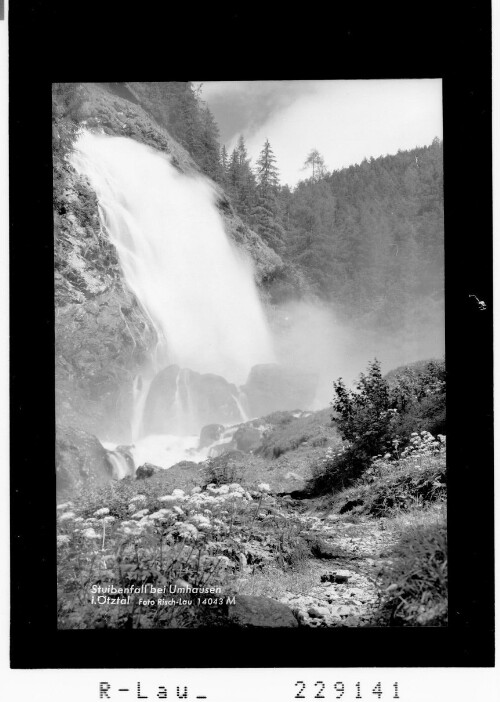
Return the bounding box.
[172,489,185,498]
[82,528,99,540]
[149,508,174,521]
[190,486,202,495]
[130,494,146,503]
[177,522,199,541]
[57,535,71,546]
[103,516,115,524]
[173,506,184,516]
[131,509,149,520]
[189,513,211,530]
[159,495,177,504]
[58,511,75,522]
[137,517,152,528]
[257,483,271,493]
[56,502,74,511]
[94,507,110,517]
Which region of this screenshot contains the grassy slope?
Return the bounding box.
[57,405,447,628]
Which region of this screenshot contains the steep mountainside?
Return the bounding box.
[53,82,287,438]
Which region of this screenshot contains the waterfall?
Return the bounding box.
[70,132,275,387]
[70,130,276,467]
[130,374,152,442]
[105,450,134,480]
[232,392,249,423]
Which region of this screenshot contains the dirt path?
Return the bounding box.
[278,511,398,626]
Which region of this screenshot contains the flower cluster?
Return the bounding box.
[400,431,445,459]
[320,442,349,466]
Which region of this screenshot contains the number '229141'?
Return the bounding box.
[294,681,400,699]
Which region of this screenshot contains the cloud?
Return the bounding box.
[198,80,443,188]
[196,80,318,143]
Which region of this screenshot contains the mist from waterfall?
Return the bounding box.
[70,131,275,387]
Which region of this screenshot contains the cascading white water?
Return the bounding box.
[103,449,134,480]
[70,131,275,468]
[130,374,153,442]
[70,131,275,385]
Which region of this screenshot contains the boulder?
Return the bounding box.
[56,424,112,497]
[308,606,329,619]
[233,425,262,453]
[242,364,318,418]
[194,374,243,427]
[321,572,350,584]
[135,462,161,479]
[143,365,243,435]
[199,423,225,449]
[228,595,298,628]
[142,364,181,435]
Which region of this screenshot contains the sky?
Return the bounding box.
[194,80,443,188]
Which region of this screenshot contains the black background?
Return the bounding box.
[9,2,494,668]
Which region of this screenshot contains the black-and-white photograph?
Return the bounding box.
[52,80,448,630]
[53,80,448,631]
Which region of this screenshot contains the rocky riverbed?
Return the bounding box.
[233,502,399,627]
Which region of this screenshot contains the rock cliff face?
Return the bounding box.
[53,82,285,440]
[56,424,113,498]
[142,365,243,436]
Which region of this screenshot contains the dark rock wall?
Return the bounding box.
[56,424,113,498]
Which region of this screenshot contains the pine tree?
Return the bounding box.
[251,139,285,254]
[303,148,327,181]
[255,138,280,196]
[198,105,222,181]
[220,144,229,177]
[226,135,256,218]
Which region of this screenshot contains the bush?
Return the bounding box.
[309,359,446,496]
[202,452,244,486]
[333,359,395,456]
[374,506,448,626]
[309,444,368,494]
[388,359,446,440]
[333,437,447,517]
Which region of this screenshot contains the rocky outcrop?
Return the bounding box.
[135,463,161,479]
[228,595,298,628]
[233,425,262,453]
[56,425,113,498]
[143,365,243,435]
[199,424,225,449]
[54,121,157,438]
[242,364,318,417]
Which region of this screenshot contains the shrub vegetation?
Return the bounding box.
[309,358,445,495]
[374,505,448,626]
